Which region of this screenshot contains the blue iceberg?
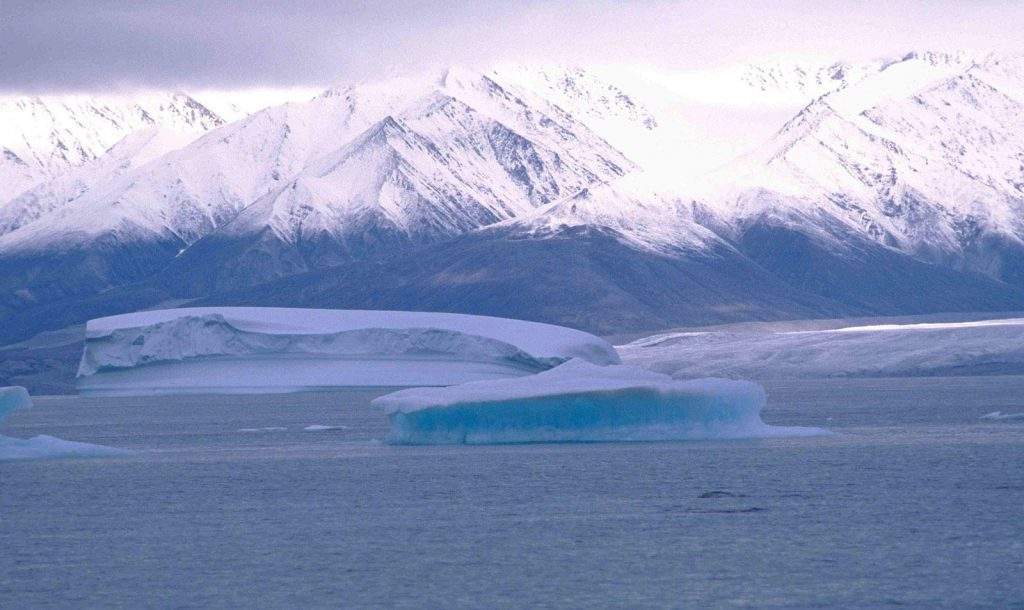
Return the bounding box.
[373,360,827,444]
[0,386,31,420]
[1,386,131,461]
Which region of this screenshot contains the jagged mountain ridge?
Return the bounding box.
[3,52,1024,341]
[0,127,201,237]
[161,86,631,294]
[0,87,320,207]
[0,67,631,310]
[696,52,1024,285]
[0,92,225,201]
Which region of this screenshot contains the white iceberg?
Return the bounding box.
[0,386,130,461]
[373,359,826,444]
[77,307,619,395]
[237,427,289,433]
[0,434,132,461]
[979,411,1024,421]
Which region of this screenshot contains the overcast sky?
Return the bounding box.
[2,0,1022,93]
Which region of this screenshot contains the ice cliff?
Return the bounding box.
[77,308,619,395]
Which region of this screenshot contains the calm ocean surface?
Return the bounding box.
[2,377,1023,608]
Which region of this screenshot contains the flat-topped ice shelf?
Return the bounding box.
[76,307,620,396]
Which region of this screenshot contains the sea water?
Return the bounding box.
[1,378,1023,607]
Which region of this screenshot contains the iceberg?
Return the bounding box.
[0,386,32,420]
[979,411,1024,421]
[373,360,826,444]
[0,434,132,461]
[77,307,619,395]
[0,386,130,461]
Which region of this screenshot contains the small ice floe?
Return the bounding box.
[979,411,1024,421]
[1,386,131,461]
[303,425,349,432]
[373,359,829,445]
[237,426,289,433]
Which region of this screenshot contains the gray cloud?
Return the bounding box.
[2,0,1023,93]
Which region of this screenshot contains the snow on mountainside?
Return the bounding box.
[488,172,719,254]
[732,51,978,103]
[492,63,814,180]
[0,128,200,237]
[0,88,318,208]
[0,92,224,201]
[0,67,631,304]
[694,51,1024,284]
[647,56,881,106]
[191,88,321,123]
[490,55,916,181]
[213,73,630,252]
[0,148,39,205]
[0,55,931,259]
[489,52,1024,265]
[5,52,1024,341]
[0,82,410,254]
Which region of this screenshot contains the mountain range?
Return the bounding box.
[2,51,1024,343]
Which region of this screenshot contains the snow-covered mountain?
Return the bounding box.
[0,81,422,256]
[0,87,319,207]
[235,73,631,247]
[0,92,225,202]
[694,52,1024,286]
[0,148,38,207]
[0,127,201,237]
[161,72,634,294]
[489,56,919,181]
[485,173,717,255]
[4,51,1024,342]
[0,67,631,311]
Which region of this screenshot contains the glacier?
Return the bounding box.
[373,359,826,445]
[619,317,1024,380]
[77,307,620,395]
[0,386,129,461]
